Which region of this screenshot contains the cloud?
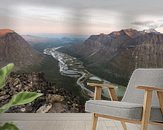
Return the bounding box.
[131,21,154,26]
[1,0,163,34]
[131,19,163,30]
[1,0,163,15]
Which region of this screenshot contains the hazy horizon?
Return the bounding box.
[20,28,161,38]
[1,0,163,35]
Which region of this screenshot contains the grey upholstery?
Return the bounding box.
[85,69,163,122]
[85,100,163,122]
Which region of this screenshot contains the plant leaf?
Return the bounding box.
[0,123,19,130]
[0,101,12,113]
[10,92,43,106]
[0,92,42,113]
[0,63,14,89]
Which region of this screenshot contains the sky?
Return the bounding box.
[1,0,163,35]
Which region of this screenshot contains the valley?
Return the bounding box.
[59,29,163,86]
[2,28,163,105]
[44,47,126,99]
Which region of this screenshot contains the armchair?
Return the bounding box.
[85,69,163,130]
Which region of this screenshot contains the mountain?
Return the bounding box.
[0,29,43,69]
[22,35,57,45]
[60,29,163,85]
[22,35,86,52]
[143,29,160,34]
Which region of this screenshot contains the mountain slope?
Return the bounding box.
[60,29,163,85]
[0,29,43,69]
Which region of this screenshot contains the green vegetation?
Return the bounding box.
[59,47,129,86]
[0,64,14,89]
[0,91,42,113]
[0,64,42,130]
[32,42,61,52]
[86,66,129,86]
[20,55,86,103]
[0,123,19,130]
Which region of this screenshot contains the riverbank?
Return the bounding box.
[44,47,126,99]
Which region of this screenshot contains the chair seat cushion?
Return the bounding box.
[85,100,163,122]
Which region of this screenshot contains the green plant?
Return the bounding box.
[0,63,43,130]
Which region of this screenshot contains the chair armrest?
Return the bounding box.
[87,83,118,101]
[87,83,102,100]
[137,86,163,117]
[136,86,163,92]
[87,83,115,89]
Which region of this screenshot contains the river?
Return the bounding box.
[44,47,126,98]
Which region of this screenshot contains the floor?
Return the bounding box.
[0,113,140,130]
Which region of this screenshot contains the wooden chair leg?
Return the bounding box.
[157,91,163,114]
[141,90,152,130]
[92,113,98,130]
[121,121,127,130]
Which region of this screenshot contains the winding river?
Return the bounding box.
[44,47,126,98]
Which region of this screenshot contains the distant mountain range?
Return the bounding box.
[22,35,57,45]
[22,35,86,52]
[59,29,163,85]
[0,29,43,69]
[1,28,163,85]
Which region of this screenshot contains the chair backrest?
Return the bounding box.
[122,68,163,107]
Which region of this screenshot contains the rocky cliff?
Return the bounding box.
[0,72,84,113]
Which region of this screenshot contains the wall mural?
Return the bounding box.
[0,0,163,113]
